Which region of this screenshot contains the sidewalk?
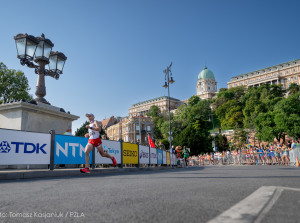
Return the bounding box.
[0,166,177,181]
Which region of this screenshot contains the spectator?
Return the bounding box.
[64,128,73,136]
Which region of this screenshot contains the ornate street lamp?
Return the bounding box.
[162,62,175,150]
[14,33,67,105]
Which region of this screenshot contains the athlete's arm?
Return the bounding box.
[93,121,102,132]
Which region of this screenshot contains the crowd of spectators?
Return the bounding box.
[176,140,300,167]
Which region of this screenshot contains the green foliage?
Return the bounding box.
[0,62,32,104]
[75,121,89,137]
[214,83,300,142]
[149,96,213,155]
[233,129,247,149]
[215,134,229,152]
[273,92,300,139]
[288,83,300,95]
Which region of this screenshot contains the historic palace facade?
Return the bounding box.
[129,96,184,117]
[106,116,153,144]
[227,59,300,89]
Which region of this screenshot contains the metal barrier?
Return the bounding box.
[0,128,177,169]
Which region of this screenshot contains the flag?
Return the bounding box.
[148,134,155,148]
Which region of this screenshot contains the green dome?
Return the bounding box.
[198,66,215,80]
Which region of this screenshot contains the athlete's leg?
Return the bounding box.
[84,143,94,168]
[96,144,113,160]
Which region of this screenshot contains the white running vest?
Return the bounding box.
[88,120,100,139]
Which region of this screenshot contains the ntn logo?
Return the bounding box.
[56,142,85,157]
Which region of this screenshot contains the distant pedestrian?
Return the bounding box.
[64,128,73,136]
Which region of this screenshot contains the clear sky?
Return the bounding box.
[0,0,299,133]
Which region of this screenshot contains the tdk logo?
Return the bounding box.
[0,141,47,154]
[0,141,11,153]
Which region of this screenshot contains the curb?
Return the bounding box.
[0,167,178,181]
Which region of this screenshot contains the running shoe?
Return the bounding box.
[80,167,90,173]
[112,156,117,167]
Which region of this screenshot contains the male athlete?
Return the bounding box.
[80,113,117,173]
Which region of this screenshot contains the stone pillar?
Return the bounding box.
[0,101,79,169]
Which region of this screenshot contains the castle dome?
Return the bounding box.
[198,66,215,80]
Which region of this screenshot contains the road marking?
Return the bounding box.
[208,186,300,223]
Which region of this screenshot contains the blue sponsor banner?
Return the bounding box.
[54,135,91,164]
[157,149,163,165]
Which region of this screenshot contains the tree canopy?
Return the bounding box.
[0,62,32,104]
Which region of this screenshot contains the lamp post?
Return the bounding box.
[162,62,175,150]
[14,33,67,105]
[209,113,216,151]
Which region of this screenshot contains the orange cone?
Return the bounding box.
[297,157,300,167]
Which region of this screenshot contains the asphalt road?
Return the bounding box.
[0,165,300,223]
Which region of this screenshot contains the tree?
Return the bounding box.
[172,98,213,155]
[273,92,300,140]
[0,62,32,104]
[75,121,89,137]
[233,129,247,149]
[288,83,300,95]
[147,105,164,141]
[215,134,229,152]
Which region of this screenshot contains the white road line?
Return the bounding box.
[208,186,278,223]
[208,186,300,223]
[254,187,283,223]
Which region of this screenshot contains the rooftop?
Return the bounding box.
[131,96,181,107]
[228,59,300,83]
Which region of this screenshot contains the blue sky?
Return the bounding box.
[0,0,299,133]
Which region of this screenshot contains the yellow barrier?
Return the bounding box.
[167,152,170,165]
[122,142,138,164]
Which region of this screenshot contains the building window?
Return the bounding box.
[230,85,232,88]
[147,126,151,131]
[281,80,284,84]
[293,69,296,73]
[287,78,290,82]
[208,87,210,90]
[294,76,297,80]
[235,84,237,87]
[246,81,248,84]
[286,71,289,74]
[136,125,140,131]
[280,72,282,76]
